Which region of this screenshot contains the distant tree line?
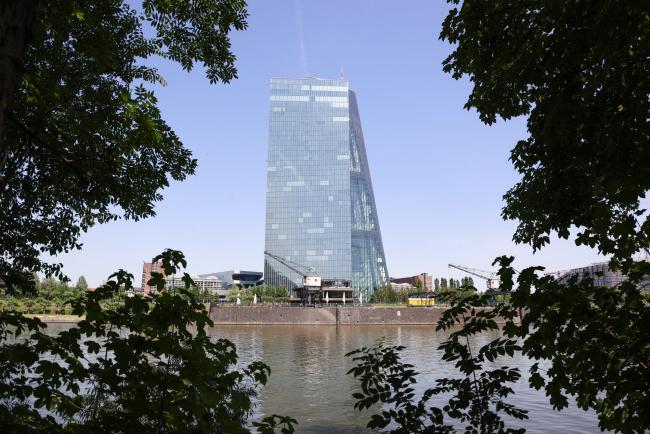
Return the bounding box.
[370,285,409,304]
[228,285,290,303]
[371,278,484,305]
[433,276,475,291]
[0,275,91,314]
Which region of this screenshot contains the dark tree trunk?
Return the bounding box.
[0,0,36,173]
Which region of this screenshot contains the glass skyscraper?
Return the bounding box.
[264,77,388,299]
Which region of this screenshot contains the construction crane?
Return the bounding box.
[264,251,322,303]
[448,263,501,291]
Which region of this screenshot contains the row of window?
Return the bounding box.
[266,180,337,188]
[270,95,309,102]
[271,102,348,109]
[271,115,350,123]
[269,219,337,227]
[270,79,346,88]
[269,95,349,103]
[302,84,348,92]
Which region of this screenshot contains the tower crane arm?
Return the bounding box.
[448,263,495,281]
[264,251,319,278]
[264,251,306,277]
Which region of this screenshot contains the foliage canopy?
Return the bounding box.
[0,0,248,292]
[0,249,296,433]
[370,285,407,304]
[441,0,650,268]
[348,295,527,433]
[349,1,650,433]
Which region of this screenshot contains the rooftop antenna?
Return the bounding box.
[339,67,345,81]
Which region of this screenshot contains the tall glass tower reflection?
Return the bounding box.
[264,77,388,298]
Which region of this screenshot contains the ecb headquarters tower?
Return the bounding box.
[264,77,389,299]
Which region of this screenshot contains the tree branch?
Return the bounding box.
[7,112,89,186]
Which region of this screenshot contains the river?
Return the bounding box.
[203,325,604,434]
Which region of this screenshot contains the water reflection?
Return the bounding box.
[207,325,604,434]
[31,324,602,433]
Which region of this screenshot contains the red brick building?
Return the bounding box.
[141,259,164,295]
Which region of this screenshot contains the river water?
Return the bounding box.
[40,323,602,433]
[205,325,603,434]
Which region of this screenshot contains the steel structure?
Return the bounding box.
[264,251,353,304]
[264,251,323,303]
[448,263,501,291]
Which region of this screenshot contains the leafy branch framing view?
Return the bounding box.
[0,249,296,433]
[0,0,648,433]
[346,1,650,433]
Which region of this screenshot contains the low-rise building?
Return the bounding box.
[201,270,263,288]
[164,274,226,291]
[545,262,647,289]
[390,282,415,293]
[164,274,229,300]
[390,273,433,291]
[140,257,263,299]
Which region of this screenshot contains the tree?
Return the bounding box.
[347,299,527,433]
[0,0,249,292]
[440,278,448,289]
[415,278,424,291]
[38,276,69,299]
[441,0,649,270]
[0,3,300,431]
[370,285,405,304]
[75,275,88,292]
[228,285,242,302]
[350,2,649,432]
[230,285,290,304]
[31,272,39,289]
[0,249,296,433]
[435,1,650,431]
[0,1,37,145]
[434,278,440,291]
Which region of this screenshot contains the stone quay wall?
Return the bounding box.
[209,305,468,325]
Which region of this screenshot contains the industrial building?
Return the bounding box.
[390,273,433,291]
[547,262,627,287]
[264,77,389,301]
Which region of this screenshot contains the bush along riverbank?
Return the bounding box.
[0,250,296,433]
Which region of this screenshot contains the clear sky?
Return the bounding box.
[55,0,604,287]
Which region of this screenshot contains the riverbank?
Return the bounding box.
[26,314,83,323]
[209,305,508,325]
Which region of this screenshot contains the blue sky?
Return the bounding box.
[56,0,604,287]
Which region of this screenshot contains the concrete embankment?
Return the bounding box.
[209,305,498,325]
[29,314,83,323]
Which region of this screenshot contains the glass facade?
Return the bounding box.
[264,78,388,299]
